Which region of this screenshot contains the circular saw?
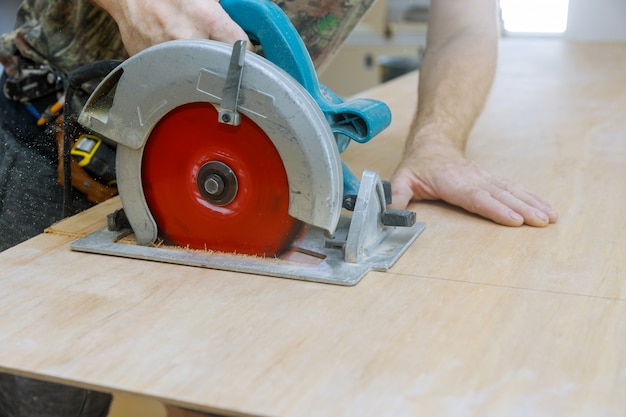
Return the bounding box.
[72,0,424,285]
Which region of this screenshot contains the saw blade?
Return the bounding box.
[141,101,303,257]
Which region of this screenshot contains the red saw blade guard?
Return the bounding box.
[141,102,302,256]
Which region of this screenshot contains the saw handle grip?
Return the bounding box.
[220,0,392,146]
[220,0,318,94]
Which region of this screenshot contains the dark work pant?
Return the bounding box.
[0,374,111,417]
[0,72,93,251]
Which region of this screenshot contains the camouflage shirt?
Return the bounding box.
[0,0,127,77]
[0,0,375,78]
[276,0,376,68]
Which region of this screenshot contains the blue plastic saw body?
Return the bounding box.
[221,0,392,196]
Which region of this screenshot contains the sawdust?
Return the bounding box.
[44,227,88,239]
[115,233,289,263]
[48,226,319,265]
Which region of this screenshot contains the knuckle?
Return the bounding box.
[492,188,513,202]
[465,188,491,214]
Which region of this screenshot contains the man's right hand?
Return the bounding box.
[93,0,249,55]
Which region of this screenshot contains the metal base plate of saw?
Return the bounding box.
[71,0,425,286]
[72,171,424,286]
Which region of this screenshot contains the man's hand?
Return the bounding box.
[391,0,557,227]
[93,0,249,55]
[390,142,558,227]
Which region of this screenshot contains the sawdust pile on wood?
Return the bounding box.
[116,233,289,263]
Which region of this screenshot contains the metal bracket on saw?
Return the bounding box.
[218,39,246,126]
[71,170,425,286]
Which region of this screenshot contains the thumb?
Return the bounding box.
[389,176,413,210]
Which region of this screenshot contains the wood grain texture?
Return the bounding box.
[1,39,625,417]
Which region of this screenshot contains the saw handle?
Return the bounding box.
[220,0,391,146]
[221,0,319,97]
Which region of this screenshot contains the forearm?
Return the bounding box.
[408,0,498,154]
[390,0,556,226]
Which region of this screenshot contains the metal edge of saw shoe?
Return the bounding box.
[70,0,425,286]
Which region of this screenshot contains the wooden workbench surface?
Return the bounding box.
[1,39,625,416]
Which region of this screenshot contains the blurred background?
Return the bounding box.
[320,0,626,95]
[1,0,626,95]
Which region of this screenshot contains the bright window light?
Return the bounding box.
[500,0,569,34]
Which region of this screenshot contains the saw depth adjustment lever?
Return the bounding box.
[218,39,247,126]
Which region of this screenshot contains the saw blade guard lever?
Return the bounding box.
[318,84,392,148]
[220,0,392,147]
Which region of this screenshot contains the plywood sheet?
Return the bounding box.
[1,39,625,417]
[342,40,626,299]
